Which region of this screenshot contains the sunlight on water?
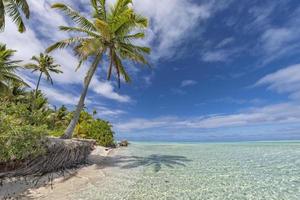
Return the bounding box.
[72,142,300,200]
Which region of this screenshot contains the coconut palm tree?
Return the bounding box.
[0,44,26,93]
[46,0,151,139]
[0,0,30,33]
[1,82,27,102]
[25,53,62,97]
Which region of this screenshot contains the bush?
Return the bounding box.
[74,118,115,147]
[0,114,47,162]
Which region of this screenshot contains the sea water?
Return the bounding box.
[72,141,300,200]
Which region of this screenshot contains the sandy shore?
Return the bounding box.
[0,146,118,200]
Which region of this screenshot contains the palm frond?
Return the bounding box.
[15,0,30,18]
[111,0,132,19]
[0,0,5,31]
[5,0,26,32]
[91,0,107,20]
[46,37,91,53]
[94,19,110,40]
[59,26,100,37]
[52,3,96,31]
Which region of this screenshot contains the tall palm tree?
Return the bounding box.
[25,53,62,97]
[0,43,26,93]
[0,0,30,33]
[46,0,151,139]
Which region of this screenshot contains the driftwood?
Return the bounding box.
[0,137,96,179]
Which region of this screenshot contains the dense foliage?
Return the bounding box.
[0,87,116,162]
[0,106,46,162]
[74,111,115,147]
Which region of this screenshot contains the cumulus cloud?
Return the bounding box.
[132,0,220,60]
[41,86,79,105]
[91,80,131,103]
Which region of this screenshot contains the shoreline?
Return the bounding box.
[0,146,118,199]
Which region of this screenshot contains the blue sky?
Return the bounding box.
[2,0,300,141]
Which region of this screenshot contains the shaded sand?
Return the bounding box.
[0,146,117,200]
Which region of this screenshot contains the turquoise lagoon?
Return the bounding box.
[74,141,300,200]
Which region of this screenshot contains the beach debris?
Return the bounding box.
[118,140,129,147]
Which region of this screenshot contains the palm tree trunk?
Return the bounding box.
[35,72,43,97]
[61,53,102,139]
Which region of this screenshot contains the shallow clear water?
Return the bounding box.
[73,141,300,200]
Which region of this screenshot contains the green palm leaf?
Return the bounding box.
[52,3,96,31]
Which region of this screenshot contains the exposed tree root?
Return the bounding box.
[0,137,96,179]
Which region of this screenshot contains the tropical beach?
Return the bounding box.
[2,141,300,199]
[1,0,300,199]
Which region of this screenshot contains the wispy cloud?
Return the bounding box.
[216,37,235,48]
[94,105,126,117]
[255,64,300,100]
[115,102,300,132]
[181,80,198,87]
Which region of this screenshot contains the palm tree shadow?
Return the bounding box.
[122,154,192,172]
[93,154,192,173]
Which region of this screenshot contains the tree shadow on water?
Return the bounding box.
[93,154,192,173]
[122,154,192,172]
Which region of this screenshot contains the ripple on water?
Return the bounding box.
[72,142,300,200]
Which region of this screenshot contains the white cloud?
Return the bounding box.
[132,0,217,60]
[91,80,131,103]
[258,8,300,64]
[216,37,235,48]
[181,80,198,87]
[115,102,300,132]
[261,28,297,54]
[255,64,300,100]
[41,86,78,105]
[94,106,126,117]
[202,50,229,62]
[201,46,242,63]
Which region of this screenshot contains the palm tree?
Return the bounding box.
[0,44,26,93]
[1,82,27,102]
[25,53,62,97]
[0,0,30,33]
[46,0,151,139]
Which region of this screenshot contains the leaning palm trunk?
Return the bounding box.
[35,71,42,97]
[61,53,102,139]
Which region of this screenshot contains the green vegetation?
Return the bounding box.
[25,53,62,97]
[47,0,150,139]
[0,0,30,33]
[0,0,150,171]
[0,88,116,162]
[0,44,27,93]
[74,111,115,147]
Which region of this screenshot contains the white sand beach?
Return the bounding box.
[0,146,118,200]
